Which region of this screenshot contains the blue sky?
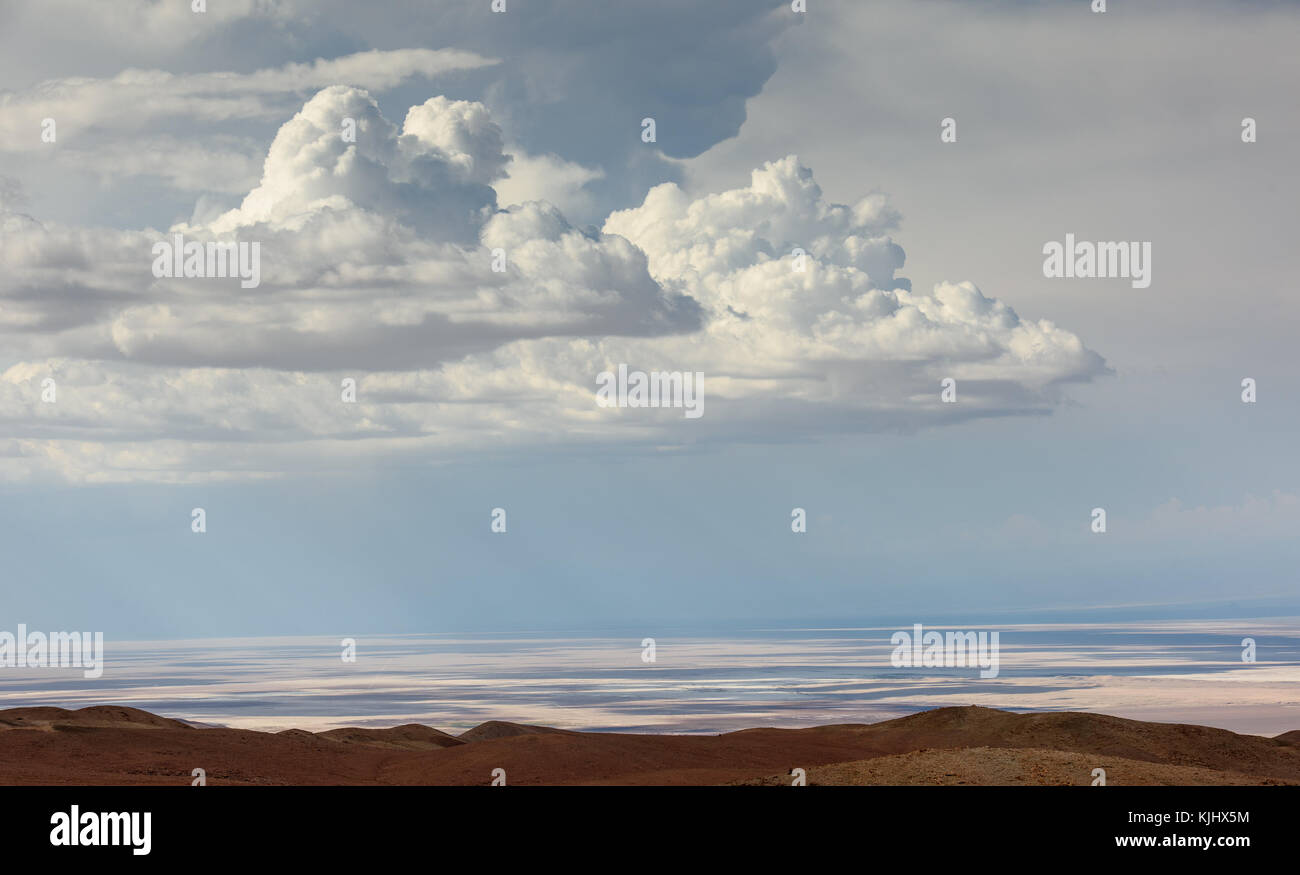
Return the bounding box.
[1,0,1297,639]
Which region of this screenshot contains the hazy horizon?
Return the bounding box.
[3,619,1297,737]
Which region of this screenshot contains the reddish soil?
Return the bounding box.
[1,704,1297,786]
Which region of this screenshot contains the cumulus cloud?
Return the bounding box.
[495,149,605,219]
[599,157,1105,411]
[1,87,699,374]
[0,1,802,230]
[0,48,497,206]
[0,90,1104,482]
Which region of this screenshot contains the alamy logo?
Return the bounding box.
[1042,233,1151,289]
[152,233,262,289]
[50,806,150,856]
[595,364,703,419]
[890,623,1000,678]
[0,624,103,678]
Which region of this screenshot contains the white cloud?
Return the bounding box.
[1,93,1104,482]
[602,156,1104,397]
[0,48,498,202]
[495,149,605,220]
[0,48,496,132]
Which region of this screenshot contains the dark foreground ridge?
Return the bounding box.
[1,704,1297,786]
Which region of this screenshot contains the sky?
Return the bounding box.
[1,0,1297,640]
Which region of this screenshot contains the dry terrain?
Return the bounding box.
[1,704,1297,786]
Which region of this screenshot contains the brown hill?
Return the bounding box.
[0,704,1295,786]
[457,721,578,742]
[0,705,192,731]
[317,724,465,750]
[819,705,1300,780]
